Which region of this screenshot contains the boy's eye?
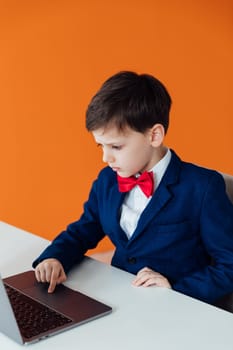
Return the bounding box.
[112,145,122,150]
[96,143,122,150]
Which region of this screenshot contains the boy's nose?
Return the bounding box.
[102,149,114,163]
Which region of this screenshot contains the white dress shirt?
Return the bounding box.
[120,148,172,239]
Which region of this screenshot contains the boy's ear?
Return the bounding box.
[149,124,165,147]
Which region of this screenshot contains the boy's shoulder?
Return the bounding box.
[169,149,224,185]
[182,159,219,176]
[96,166,117,185]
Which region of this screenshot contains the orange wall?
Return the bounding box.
[0,0,232,253]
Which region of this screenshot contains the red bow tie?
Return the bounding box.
[117,171,154,197]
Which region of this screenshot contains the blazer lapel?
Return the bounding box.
[107,182,129,245]
[128,150,182,244]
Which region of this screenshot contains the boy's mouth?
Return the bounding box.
[111,167,120,172]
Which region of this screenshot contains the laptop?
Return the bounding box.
[0,270,112,345]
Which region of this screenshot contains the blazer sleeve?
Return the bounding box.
[172,172,233,303]
[32,178,106,273]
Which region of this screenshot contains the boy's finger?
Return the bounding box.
[34,268,40,282]
[48,270,59,293]
[48,278,57,293]
[132,275,147,286]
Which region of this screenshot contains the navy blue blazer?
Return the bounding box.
[33,150,233,304]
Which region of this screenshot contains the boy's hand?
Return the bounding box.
[132,267,171,288]
[34,258,67,293]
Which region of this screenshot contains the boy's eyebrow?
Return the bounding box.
[95,140,123,145]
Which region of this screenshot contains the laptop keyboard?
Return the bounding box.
[4,284,73,339]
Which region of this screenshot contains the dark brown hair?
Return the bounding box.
[86,71,171,134]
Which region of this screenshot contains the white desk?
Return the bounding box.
[1,221,233,350]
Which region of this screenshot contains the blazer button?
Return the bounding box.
[128,257,137,264]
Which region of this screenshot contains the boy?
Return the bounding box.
[33,71,233,304]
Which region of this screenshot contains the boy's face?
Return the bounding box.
[92,125,163,177]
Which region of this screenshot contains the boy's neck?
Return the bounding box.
[149,145,168,170]
[137,145,168,175]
